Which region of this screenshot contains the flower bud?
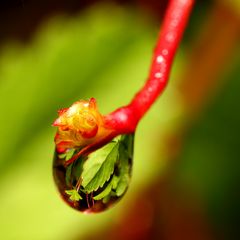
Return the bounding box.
[53,98,113,153]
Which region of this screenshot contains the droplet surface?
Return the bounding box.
[53,134,134,213]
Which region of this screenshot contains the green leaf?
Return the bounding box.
[65,163,73,187]
[65,157,84,187]
[120,134,134,158]
[65,189,82,201]
[116,175,129,197]
[93,175,119,200]
[115,136,133,197]
[81,141,119,192]
[112,175,119,189]
[58,153,67,159]
[58,148,75,160]
[65,149,75,161]
[102,194,111,204]
[72,156,84,180]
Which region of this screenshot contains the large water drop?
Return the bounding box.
[53,134,134,213]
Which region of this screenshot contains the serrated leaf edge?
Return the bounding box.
[84,142,120,192]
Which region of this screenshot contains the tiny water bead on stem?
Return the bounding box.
[52,0,194,213]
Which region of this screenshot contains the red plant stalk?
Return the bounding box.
[53,0,195,164]
[107,0,195,133]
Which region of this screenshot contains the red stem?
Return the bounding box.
[106,0,194,133]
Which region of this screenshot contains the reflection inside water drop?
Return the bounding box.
[53,134,134,213]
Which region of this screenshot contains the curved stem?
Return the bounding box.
[106,0,195,133]
[54,0,195,164]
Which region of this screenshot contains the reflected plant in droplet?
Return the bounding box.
[53,134,134,213]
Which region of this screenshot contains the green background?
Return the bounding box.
[0,2,239,239]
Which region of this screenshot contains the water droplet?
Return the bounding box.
[156,55,164,63]
[53,134,134,213]
[166,32,175,42]
[155,72,163,78]
[170,19,178,27]
[162,49,168,56]
[147,87,153,92]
